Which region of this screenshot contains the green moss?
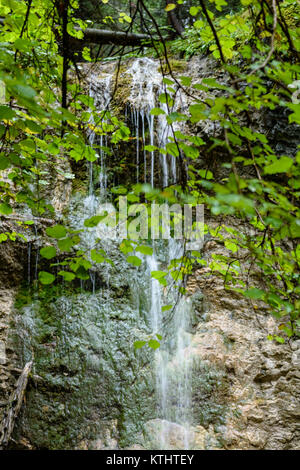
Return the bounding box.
[69,160,89,195]
[71,177,88,195]
[281,1,300,28]
[110,67,132,118]
[15,284,78,312]
[158,59,187,74]
[15,286,33,309]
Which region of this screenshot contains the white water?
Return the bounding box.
[87,59,193,449]
[145,239,192,449]
[126,58,187,188]
[88,73,112,199]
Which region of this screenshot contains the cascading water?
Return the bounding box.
[145,239,193,449]
[125,58,187,188]
[87,58,194,449]
[88,72,112,202]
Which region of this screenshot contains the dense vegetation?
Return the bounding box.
[0,0,299,347]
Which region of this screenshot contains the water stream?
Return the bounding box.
[87,59,193,449]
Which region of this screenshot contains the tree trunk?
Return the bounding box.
[0,361,33,449]
[80,27,154,46]
[0,18,156,47]
[165,0,184,36]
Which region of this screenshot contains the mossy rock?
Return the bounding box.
[158,58,187,74]
[110,66,133,118]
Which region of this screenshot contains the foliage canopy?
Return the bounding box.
[0,0,299,346]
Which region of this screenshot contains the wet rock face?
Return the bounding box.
[0,227,27,429]
[262,106,300,158]
[0,290,18,409]
[10,280,157,449]
[187,232,300,450]
[8,237,299,450]
[0,235,26,290]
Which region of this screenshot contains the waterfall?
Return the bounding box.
[127,59,192,449]
[126,58,187,188]
[88,72,112,202]
[85,59,193,449]
[145,239,192,449]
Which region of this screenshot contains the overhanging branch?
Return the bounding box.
[81,27,156,47]
[0,18,159,47]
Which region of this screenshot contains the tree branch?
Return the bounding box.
[0,361,33,449]
[0,18,159,47]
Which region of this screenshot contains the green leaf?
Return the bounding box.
[244,288,265,299]
[84,215,106,227]
[39,271,55,285]
[198,169,213,179]
[150,108,166,116]
[144,145,158,152]
[127,255,142,267]
[58,271,75,282]
[75,266,90,280]
[194,20,204,29]
[165,3,176,12]
[40,246,56,259]
[46,225,67,239]
[148,339,160,350]
[0,154,9,170]
[158,93,173,106]
[120,240,133,255]
[13,84,36,99]
[167,112,187,124]
[179,76,192,86]
[70,149,83,162]
[189,103,206,122]
[91,249,105,263]
[58,237,74,252]
[179,142,198,159]
[0,203,12,215]
[20,138,35,152]
[25,120,42,133]
[134,340,147,349]
[274,335,285,344]
[190,6,199,16]
[290,220,300,238]
[166,142,179,157]
[111,185,128,194]
[14,38,31,52]
[0,105,15,120]
[264,157,293,174]
[163,78,174,85]
[151,270,167,280]
[224,240,238,253]
[136,245,153,256]
[84,146,97,162]
[162,305,172,312]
